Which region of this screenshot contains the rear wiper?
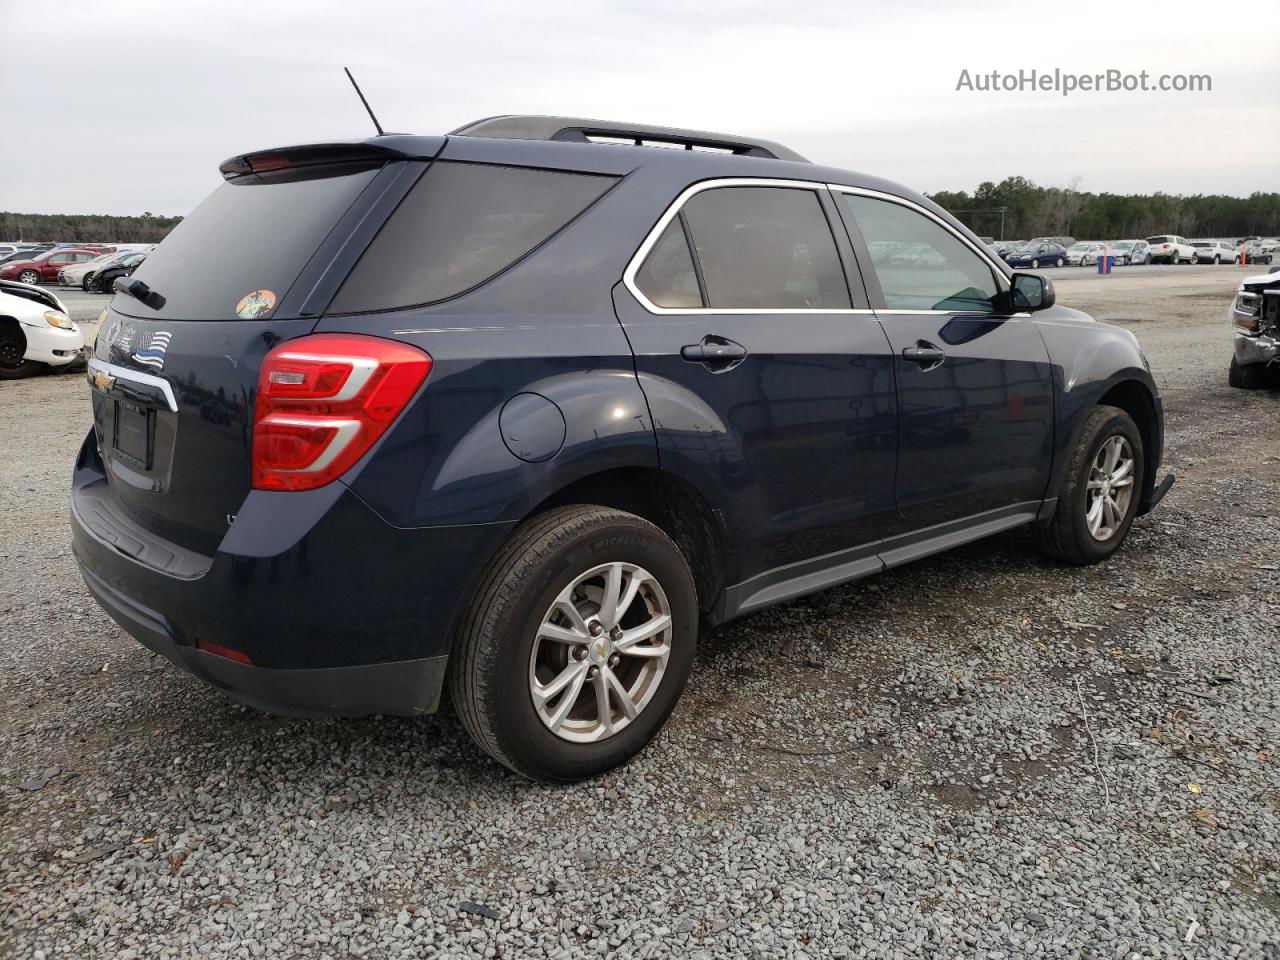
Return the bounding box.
[113,277,166,311]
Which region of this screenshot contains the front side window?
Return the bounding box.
[330,162,617,313]
[679,186,850,309]
[842,194,999,313]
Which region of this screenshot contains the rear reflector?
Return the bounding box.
[252,334,431,491]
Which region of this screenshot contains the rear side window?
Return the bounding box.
[634,219,702,308]
[329,162,617,313]
[120,164,381,320]
[679,187,850,309]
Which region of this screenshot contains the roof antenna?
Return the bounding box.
[344,67,385,136]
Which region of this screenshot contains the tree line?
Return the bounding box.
[927,177,1280,242]
[1,211,182,244]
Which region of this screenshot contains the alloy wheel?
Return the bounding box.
[1085,435,1135,541]
[18,270,39,285]
[529,561,673,743]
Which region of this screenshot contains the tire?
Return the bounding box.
[1055,257,1065,267]
[449,505,698,783]
[17,269,39,285]
[0,325,42,379]
[82,272,95,291]
[1191,253,1200,265]
[1031,259,1040,269]
[1034,406,1145,565]
[1229,355,1267,390]
[1171,252,1180,265]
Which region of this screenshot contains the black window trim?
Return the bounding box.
[623,177,868,315]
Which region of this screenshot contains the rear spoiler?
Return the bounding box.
[219,137,445,181]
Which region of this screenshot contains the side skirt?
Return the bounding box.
[716,501,1041,622]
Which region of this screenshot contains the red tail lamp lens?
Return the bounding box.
[252,334,431,491]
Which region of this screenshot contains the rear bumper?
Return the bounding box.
[78,561,448,717]
[71,431,514,717]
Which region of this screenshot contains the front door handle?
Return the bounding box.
[902,340,945,369]
[681,336,747,371]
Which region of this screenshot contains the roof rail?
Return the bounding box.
[449,115,808,163]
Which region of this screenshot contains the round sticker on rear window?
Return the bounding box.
[235,289,277,319]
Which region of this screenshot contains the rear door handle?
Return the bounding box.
[902,341,945,368]
[681,336,747,370]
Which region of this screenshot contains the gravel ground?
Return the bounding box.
[2,266,1278,959]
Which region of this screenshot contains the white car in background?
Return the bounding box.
[1066,242,1106,266]
[1191,240,1234,265]
[0,279,84,380]
[1146,235,1197,264]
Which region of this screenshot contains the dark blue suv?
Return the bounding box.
[72,116,1172,782]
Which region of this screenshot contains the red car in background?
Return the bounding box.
[0,247,114,285]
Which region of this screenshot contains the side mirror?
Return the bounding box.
[1009,272,1055,312]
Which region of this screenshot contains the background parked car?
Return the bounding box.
[1146,235,1196,264]
[0,279,83,379]
[89,251,147,292]
[1066,242,1105,266]
[60,248,152,290]
[1109,240,1150,265]
[1234,239,1274,265]
[1030,235,1075,249]
[1191,240,1234,265]
[1005,242,1069,268]
[0,247,113,285]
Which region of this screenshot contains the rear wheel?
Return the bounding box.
[1034,406,1145,565]
[1031,259,1041,269]
[0,324,42,380]
[1055,257,1065,267]
[449,505,698,783]
[1171,252,1180,265]
[1229,355,1267,390]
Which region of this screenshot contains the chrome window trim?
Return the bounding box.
[621,177,866,316]
[87,357,178,412]
[621,176,1028,318]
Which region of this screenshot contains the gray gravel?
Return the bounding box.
[2,265,1278,958]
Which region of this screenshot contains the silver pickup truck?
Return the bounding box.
[1229,267,1280,389]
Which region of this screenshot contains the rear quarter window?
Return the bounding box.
[327,162,618,314]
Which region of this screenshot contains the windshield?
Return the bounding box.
[117,163,381,320]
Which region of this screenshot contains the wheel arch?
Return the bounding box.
[518,465,727,618]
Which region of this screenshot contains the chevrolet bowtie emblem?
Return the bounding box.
[91,369,116,392]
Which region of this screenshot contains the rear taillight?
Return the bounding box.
[252,334,431,491]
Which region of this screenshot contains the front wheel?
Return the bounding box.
[17,269,39,285]
[1229,355,1267,390]
[1034,406,1145,565]
[449,505,698,782]
[0,325,42,379]
[82,272,96,291]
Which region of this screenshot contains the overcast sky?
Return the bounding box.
[2,0,1277,217]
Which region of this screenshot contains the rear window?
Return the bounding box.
[327,162,617,314]
[117,164,381,320]
[1147,236,1171,244]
